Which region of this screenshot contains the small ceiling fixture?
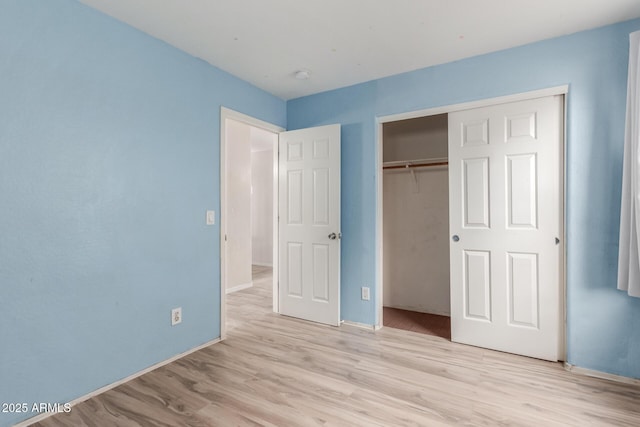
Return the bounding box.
[294,69,311,80]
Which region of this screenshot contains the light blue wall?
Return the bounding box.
[2,2,639,425]
[0,1,285,425]
[288,19,640,379]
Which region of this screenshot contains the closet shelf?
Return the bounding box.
[382,158,448,170]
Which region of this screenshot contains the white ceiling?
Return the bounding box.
[79,0,640,100]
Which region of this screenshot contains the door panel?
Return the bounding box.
[312,244,330,301]
[463,157,490,228]
[464,250,492,321]
[312,168,330,225]
[279,124,341,326]
[287,170,303,224]
[507,252,539,328]
[449,95,562,361]
[286,242,303,297]
[506,154,537,229]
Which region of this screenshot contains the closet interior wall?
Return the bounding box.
[382,114,451,316]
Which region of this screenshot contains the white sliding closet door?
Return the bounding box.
[448,95,563,361]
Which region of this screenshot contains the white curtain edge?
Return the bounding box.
[618,30,640,297]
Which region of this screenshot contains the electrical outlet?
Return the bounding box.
[171,307,182,326]
[361,286,370,301]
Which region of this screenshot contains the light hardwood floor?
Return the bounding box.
[34,268,640,426]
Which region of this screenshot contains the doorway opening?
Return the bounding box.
[381,114,451,339]
[220,108,282,339]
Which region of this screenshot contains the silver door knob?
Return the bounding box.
[452,235,460,242]
[328,233,337,240]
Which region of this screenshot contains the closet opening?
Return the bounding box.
[377,88,566,360]
[382,113,451,339]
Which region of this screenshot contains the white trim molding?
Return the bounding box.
[220,107,285,132]
[252,262,273,267]
[564,363,640,386]
[226,281,253,294]
[377,85,569,124]
[341,320,376,330]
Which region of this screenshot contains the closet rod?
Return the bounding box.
[383,161,448,170]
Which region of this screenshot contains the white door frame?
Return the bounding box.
[220,107,284,339]
[375,85,568,358]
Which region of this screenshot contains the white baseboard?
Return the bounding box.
[564,363,640,386]
[252,262,273,267]
[226,281,253,294]
[341,320,376,330]
[15,338,221,427]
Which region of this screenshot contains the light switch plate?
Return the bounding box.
[206,210,215,225]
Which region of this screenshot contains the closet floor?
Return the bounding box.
[383,306,451,339]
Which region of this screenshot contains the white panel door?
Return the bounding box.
[279,124,341,326]
[449,95,562,361]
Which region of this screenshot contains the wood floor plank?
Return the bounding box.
[32,267,640,426]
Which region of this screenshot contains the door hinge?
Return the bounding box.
[225,234,228,242]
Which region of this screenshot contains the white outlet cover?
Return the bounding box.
[171,307,182,326]
[361,287,370,301]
